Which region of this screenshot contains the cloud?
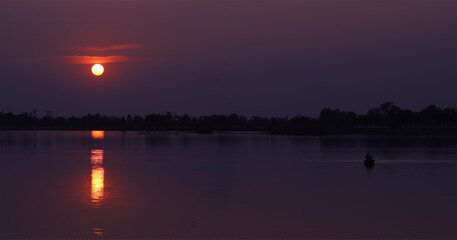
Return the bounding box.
[31,43,144,64]
[57,55,142,64]
[77,44,142,51]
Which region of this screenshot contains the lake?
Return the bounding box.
[0,131,456,239]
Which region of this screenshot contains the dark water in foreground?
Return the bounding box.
[0,131,456,239]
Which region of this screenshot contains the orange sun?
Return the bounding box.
[91,64,104,76]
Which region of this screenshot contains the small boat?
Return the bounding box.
[364,154,375,167]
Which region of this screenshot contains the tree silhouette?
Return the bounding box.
[1,103,455,134]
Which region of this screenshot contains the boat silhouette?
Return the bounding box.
[364,153,375,168]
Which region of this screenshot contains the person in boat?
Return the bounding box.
[364,152,375,168]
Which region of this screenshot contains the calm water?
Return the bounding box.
[0,131,456,239]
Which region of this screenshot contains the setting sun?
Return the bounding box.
[91,64,104,76]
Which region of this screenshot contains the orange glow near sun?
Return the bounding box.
[91,130,104,139]
[91,64,104,76]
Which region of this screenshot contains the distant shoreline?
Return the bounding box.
[2,102,455,136]
[1,128,455,136]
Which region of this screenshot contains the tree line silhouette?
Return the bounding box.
[1,102,456,135]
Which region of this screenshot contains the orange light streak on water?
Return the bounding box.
[91,131,104,140]
[90,149,104,207]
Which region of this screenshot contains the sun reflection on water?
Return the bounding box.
[92,227,103,236]
[91,130,104,140]
[91,149,103,166]
[90,131,105,207]
[91,150,104,206]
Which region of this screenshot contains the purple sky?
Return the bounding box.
[1,0,455,117]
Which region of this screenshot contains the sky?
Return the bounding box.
[0,0,456,117]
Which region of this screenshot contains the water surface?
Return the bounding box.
[1,131,456,238]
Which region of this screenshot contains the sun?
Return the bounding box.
[91,64,104,76]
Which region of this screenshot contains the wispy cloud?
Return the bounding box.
[77,44,142,51]
[34,44,143,64]
[57,55,142,64]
